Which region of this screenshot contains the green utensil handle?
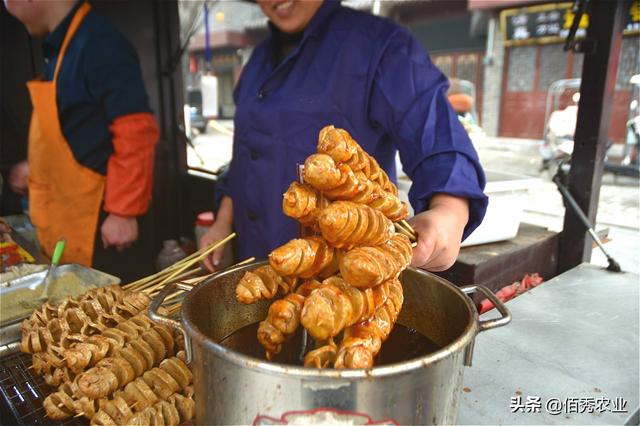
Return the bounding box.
[51,239,66,266]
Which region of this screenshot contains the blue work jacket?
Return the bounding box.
[218,0,488,261]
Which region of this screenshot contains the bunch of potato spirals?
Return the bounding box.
[19,279,197,425]
[235,125,411,368]
[31,311,172,388]
[21,285,150,354]
[44,356,193,422]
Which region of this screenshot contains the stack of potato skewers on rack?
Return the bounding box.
[19,234,246,425]
[235,125,419,369]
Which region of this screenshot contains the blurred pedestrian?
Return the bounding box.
[5,0,159,281]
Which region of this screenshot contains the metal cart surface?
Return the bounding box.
[458,263,639,425]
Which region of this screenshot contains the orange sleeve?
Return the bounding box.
[104,112,159,217]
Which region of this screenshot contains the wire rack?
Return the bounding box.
[0,347,85,426]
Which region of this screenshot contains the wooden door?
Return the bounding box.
[499,44,582,139]
[499,37,639,142]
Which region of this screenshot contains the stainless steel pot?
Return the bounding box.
[150,261,510,425]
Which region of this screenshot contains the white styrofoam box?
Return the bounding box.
[394,166,540,247]
[462,171,540,246]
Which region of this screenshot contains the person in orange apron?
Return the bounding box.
[6,0,159,282]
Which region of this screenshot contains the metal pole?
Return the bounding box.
[557,0,626,273]
[204,3,212,71]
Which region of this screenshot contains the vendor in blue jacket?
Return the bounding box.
[200,0,488,273]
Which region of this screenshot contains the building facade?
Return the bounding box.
[473,0,640,141]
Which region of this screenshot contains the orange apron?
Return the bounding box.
[27,2,104,266]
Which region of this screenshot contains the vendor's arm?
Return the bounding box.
[200,195,233,271]
[368,28,488,270]
[85,34,159,249]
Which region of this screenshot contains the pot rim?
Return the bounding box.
[181,261,479,379]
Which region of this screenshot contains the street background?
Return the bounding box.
[476,136,640,275]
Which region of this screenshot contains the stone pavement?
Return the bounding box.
[475,136,640,274]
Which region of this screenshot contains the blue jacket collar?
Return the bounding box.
[267,0,342,41]
[304,0,342,39]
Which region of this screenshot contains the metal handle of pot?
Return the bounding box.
[461,284,512,332]
[148,281,194,363]
[460,285,512,367]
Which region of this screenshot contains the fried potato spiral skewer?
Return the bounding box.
[257,280,321,358]
[339,233,412,288]
[42,382,80,419]
[303,340,338,369]
[303,153,369,201]
[303,154,408,221]
[24,285,125,329]
[43,356,191,420]
[333,278,404,369]
[317,125,396,195]
[300,277,390,341]
[268,236,338,279]
[27,307,162,388]
[64,312,167,374]
[75,325,174,399]
[91,393,195,426]
[365,177,409,222]
[282,182,328,229]
[109,357,192,418]
[235,265,298,304]
[318,201,394,249]
[257,294,305,358]
[20,290,150,354]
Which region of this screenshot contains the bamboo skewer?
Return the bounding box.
[124,258,196,291]
[141,269,205,295]
[167,304,182,316]
[159,257,256,316]
[396,220,417,239]
[137,271,196,294]
[404,221,418,239]
[124,232,235,291]
[154,232,236,284]
[394,222,417,243]
[169,256,254,290]
[162,279,209,304]
[160,256,255,303]
[125,233,236,294]
[226,256,256,269]
[126,258,202,292]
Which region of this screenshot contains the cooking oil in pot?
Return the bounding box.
[219,321,440,366]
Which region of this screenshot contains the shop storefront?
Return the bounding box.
[497,1,639,141]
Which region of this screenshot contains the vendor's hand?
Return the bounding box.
[408,194,469,272]
[9,161,29,196]
[199,220,232,272]
[101,214,138,251]
[200,196,234,272]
